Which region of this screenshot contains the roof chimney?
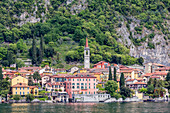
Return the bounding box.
[85,38,88,47]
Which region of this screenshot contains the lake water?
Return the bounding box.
[0,102,169,113]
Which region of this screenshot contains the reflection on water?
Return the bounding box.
[0,102,169,113]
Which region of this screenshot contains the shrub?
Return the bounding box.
[112,93,122,100]
[13,95,21,100]
[55,89,58,91]
[26,94,34,101]
[59,89,62,92]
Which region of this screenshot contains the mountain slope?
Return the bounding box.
[0,0,169,67]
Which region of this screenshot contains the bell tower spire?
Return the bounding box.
[84,38,90,68]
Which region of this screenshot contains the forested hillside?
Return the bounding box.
[0,0,169,68]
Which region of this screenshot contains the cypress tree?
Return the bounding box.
[0,66,3,80]
[39,35,44,64]
[120,73,125,88]
[166,71,170,81]
[108,66,112,80]
[32,34,37,65]
[114,67,117,82]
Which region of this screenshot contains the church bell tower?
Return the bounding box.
[84,38,90,68]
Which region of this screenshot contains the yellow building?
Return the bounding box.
[29,86,39,96]
[12,83,30,95]
[11,76,28,87]
[11,76,38,96]
[74,68,88,75]
[93,72,103,81]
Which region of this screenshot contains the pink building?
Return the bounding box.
[65,73,97,98]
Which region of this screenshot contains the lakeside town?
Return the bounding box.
[0,38,169,103]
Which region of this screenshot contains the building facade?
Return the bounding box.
[65,73,97,98]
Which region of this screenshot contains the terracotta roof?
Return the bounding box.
[94,72,102,74]
[21,67,41,70]
[51,82,60,85]
[150,76,160,78]
[152,63,165,67]
[66,73,96,78]
[142,73,153,77]
[29,86,38,88]
[54,68,66,71]
[120,70,134,73]
[126,79,135,81]
[12,83,29,87]
[18,69,29,73]
[133,82,146,85]
[46,83,52,87]
[94,61,109,66]
[152,72,168,75]
[155,67,170,71]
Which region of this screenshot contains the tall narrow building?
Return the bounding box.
[84,38,90,68]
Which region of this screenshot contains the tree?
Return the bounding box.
[28,75,33,86]
[105,80,118,95]
[0,66,3,80]
[16,59,25,70]
[120,73,125,88]
[108,66,112,80]
[113,67,117,82]
[137,57,144,65]
[33,72,41,84]
[166,71,170,81]
[120,87,132,98]
[147,84,154,94]
[13,95,21,100]
[26,94,34,102]
[7,50,15,66]
[38,35,44,64]
[139,87,148,94]
[32,32,37,66]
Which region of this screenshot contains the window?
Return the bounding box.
[69,79,71,81]
[23,87,24,90]
[89,83,90,85]
[27,92,29,94]
[27,87,29,90]
[94,86,95,89]
[72,86,75,89]
[94,79,95,81]
[86,79,87,81]
[16,88,17,90]
[77,83,79,85]
[16,92,17,94]
[72,83,75,85]
[80,79,81,81]
[20,92,21,95]
[81,86,84,89]
[23,92,25,95]
[94,83,95,86]
[20,87,21,90]
[89,79,90,81]
[77,86,79,89]
[89,92,90,94]
[94,92,95,94]
[81,83,84,85]
[89,86,90,89]
[83,79,84,81]
[85,83,87,85]
[73,79,74,81]
[85,92,87,94]
[77,79,79,81]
